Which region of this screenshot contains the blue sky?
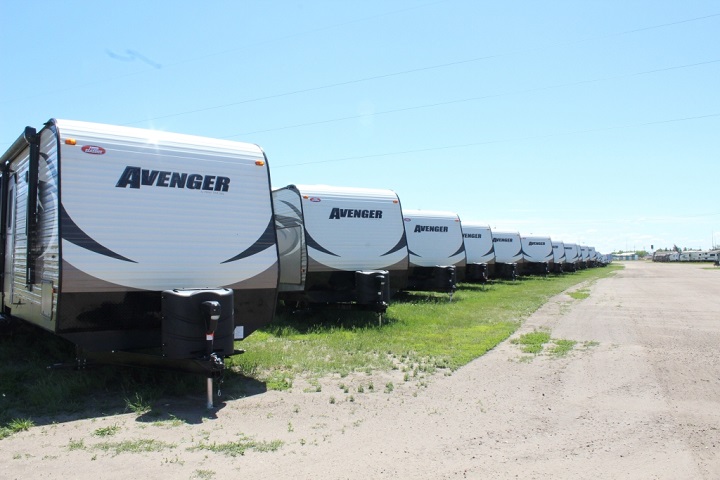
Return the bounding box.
[2,1,718,253]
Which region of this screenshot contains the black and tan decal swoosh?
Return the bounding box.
[60,203,137,263]
[449,243,466,258]
[381,232,407,257]
[408,248,420,257]
[305,229,339,257]
[279,199,302,218]
[481,246,495,257]
[222,218,276,264]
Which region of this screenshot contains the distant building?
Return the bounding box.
[612,252,638,261]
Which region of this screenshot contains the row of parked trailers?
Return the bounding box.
[0,120,609,405]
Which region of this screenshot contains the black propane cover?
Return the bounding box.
[355,270,391,306]
[161,288,235,359]
[466,263,488,282]
[432,265,457,292]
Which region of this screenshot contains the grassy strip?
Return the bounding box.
[229,265,622,386]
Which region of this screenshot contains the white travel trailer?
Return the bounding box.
[563,243,581,271]
[272,184,408,312]
[551,241,566,273]
[579,246,590,269]
[461,222,495,282]
[0,119,279,393]
[491,231,522,280]
[520,235,554,275]
[588,246,598,267]
[402,209,465,293]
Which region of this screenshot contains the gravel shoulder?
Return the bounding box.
[3,261,720,479]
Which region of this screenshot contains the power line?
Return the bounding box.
[272,112,720,168]
[119,12,720,127]
[225,58,720,137]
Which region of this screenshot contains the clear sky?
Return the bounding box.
[2,1,718,253]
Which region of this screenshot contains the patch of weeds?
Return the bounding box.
[329,396,336,404]
[287,422,293,433]
[125,393,152,414]
[357,385,364,393]
[152,415,184,428]
[93,439,175,455]
[189,435,283,457]
[68,438,86,451]
[511,330,551,354]
[93,424,120,437]
[384,382,394,394]
[517,355,535,363]
[0,418,34,438]
[266,373,293,391]
[192,469,216,480]
[548,339,577,357]
[568,289,590,300]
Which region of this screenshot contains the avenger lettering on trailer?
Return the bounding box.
[463,233,482,238]
[328,208,383,219]
[414,225,448,233]
[493,238,513,243]
[115,166,230,191]
[529,241,546,246]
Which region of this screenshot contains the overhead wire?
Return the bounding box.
[118,11,720,127]
[225,58,720,137]
[271,112,720,168]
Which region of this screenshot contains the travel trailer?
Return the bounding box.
[579,245,590,269]
[588,246,598,267]
[563,243,581,271]
[272,184,407,312]
[490,231,522,280]
[0,119,279,404]
[461,222,495,282]
[551,241,566,273]
[520,235,554,275]
[402,209,465,294]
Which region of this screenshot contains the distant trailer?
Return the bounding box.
[272,184,408,313]
[551,241,566,273]
[520,235,554,276]
[402,209,466,294]
[588,246,598,267]
[490,231,522,280]
[563,243,582,271]
[461,222,495,283]
[0,119,280,405]
[579,246,590,269]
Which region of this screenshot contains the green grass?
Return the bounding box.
[511,330,551,354]
[93,424,121,437]
[92,438,176,455]
[188,434,283,457]
[568,289,590,300]
[230,265,622,387]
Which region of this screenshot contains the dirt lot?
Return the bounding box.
[2,261,720,479]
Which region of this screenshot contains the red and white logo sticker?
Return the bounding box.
[81,145,106,155]
[308,197,321,202]
[404,218,411,222]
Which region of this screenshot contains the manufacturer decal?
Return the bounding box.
[115,166,230,191]
[81,145,106,155]
[309,197,321,202]
[414,225,448,233]
[329,208,383,219]
[404,218,411,222]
